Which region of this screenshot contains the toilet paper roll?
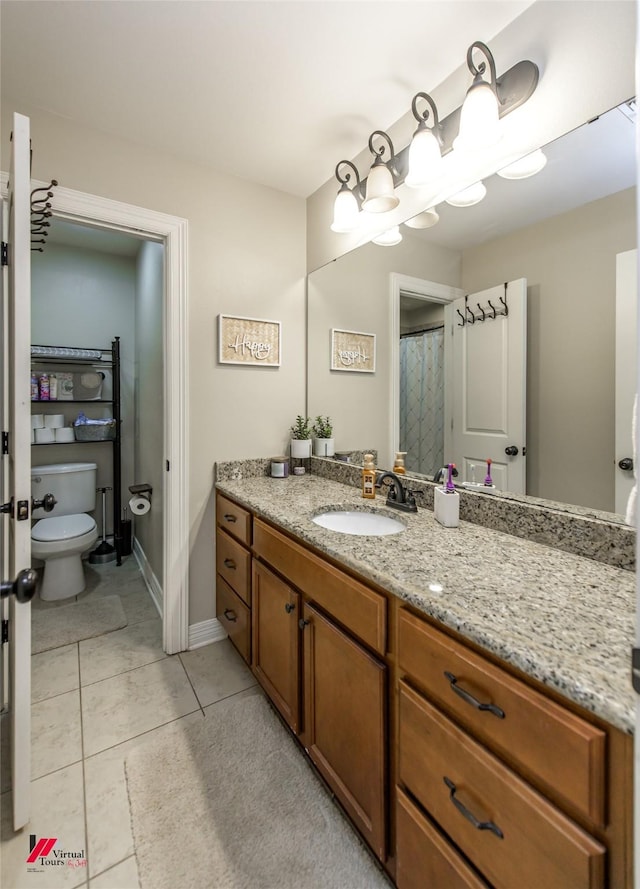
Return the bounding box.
[54,427,75,443]
[35,427,55,444]
[31,414,44,429]
[128,495,151,516]
[44,414,65,429]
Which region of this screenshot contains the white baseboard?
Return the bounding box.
[188,618,228,650]
[133,538,163,618]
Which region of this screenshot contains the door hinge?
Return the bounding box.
[632,648,640,694]
[1,620,8,644]
[1,242,7,267]
[1,432,8,456]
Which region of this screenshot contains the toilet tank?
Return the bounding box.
[31,463,97,518]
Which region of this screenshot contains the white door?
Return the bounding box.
[3,112,34,830]
[448,279,527,493]
[615,249,636,516]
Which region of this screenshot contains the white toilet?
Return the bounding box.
[31,462,99,601]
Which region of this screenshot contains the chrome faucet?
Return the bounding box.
[375,471,418,513]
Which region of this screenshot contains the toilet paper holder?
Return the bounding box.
[128,483,152,501]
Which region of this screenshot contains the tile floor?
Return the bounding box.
[1,556,259,889]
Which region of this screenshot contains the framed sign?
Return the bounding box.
[218,315,281,366]
[331,328,376,373]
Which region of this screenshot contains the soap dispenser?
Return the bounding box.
[362,454,376,499]
[393,451,407,475]
[434,463,460,527]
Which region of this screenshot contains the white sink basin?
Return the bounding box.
[312,510,406,536]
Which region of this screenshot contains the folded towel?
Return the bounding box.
[625,393,637,526]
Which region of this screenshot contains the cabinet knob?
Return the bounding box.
[223,608,237,623]
[223,558,236,570]
[223,514,237,523]
[298,618,310,630]
[285,602,295,614]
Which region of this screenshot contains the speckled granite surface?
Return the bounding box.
[216,473,635,735]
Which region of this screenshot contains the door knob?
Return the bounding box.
[618,457,634,471]
[1,568,37,603]
[32,492,57,512]
[505,446,519,456]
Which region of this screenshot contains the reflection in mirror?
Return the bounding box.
[307,102,637,517]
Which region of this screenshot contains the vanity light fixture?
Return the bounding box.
[405,92,442,189]
[404,207,440,229]
[331,160,363,233]
[362,131,400,213]
[328,39,538,233]
[445,181,487,207]
[372,226,402,246]
[497,148,547,179]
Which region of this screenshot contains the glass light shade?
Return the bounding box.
[404,208,440,229]
[445,181,487,207]
[453,80,501,152]
[372,226,402,246]
[362,161,399,213]
[497,149,547,179]
[331,186,360,233]
[405,127,442,189]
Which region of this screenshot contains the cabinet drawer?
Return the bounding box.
[398,608,606,825]
[253,518,386,655]
[398,682,605,889]
[216,529,251,605]
[396,787,490,889]
[216,574,250,663]
[216,492,252,546]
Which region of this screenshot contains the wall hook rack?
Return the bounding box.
[30,179,58,253]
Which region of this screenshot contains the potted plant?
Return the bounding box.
[290,415,312,458]
[312,415,335,457]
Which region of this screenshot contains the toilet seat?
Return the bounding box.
[32,513,97,542]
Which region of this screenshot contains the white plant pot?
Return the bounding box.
[313,438,335,457]
[290,439,312,459]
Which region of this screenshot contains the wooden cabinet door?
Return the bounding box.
[252,560,300,732]
[302,602,387,860]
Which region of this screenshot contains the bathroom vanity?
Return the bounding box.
[214,472,634,888]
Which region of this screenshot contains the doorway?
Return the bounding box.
[13,175,190,654]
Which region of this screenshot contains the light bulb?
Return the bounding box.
[372,226,402,246]
[362,161,399,213]
[453,79,501,152]
[405,126,442,189]
[331,185,360,232]
[404,208,439,229]
[445,182,487,207]
[497,149,547,179]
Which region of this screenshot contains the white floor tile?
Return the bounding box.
[32,645,79,704]
[81,657,200,756]
[0,762,87,889]
[179,638,257,708]
[89,856,139,889]
[84,712,203,878]
[79,619,165,686]
[32,690,82,780]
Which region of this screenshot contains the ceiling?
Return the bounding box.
[1,0,535,198]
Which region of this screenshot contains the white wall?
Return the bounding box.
[31,242,136,535]
[2,99,307,626]
[134,241,164,586]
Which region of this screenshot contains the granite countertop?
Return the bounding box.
[216,474,636,735]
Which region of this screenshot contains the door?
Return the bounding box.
[3,112,33,830]
[615,249,637,516]
[251,560,300,732]
[448,279,527,493]
[301,601,386,859]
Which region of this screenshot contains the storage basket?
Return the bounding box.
[74,421,116,442]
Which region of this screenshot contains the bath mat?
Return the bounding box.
[32,594,127,654]
[125,694,391,889]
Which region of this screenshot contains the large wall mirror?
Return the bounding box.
[307,101,637,518]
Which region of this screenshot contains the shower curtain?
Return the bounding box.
[399,327,444,477]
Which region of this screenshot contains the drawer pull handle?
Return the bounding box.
[223,514,237,523]
[444,671,505,719]
[285,603,295,614]
[223,608,237,622]
[444,777,504,839]
[223,558,236,570]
